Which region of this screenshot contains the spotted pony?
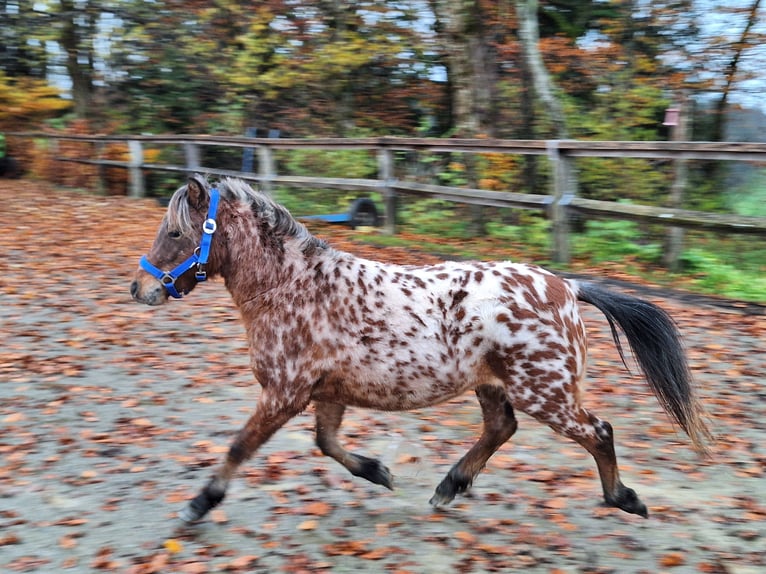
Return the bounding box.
[131,175,711,523]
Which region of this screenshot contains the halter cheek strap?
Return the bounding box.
[139,188,220,299]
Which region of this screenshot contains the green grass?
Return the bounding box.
[728,168,766,217]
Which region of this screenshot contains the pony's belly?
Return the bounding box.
[310,385,468,411]
[310,362,489,411]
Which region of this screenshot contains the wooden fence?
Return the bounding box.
[9,132,766,264]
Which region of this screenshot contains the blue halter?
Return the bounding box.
[139,188,221,299]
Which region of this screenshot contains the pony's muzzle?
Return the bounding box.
[130,277,167,306]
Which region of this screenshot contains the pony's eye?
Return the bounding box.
[168,230,182,239]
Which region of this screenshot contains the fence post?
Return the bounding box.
[94,141,106,194]
[662,99,688,271]
[241,127,257,172]
[377,146,396,234]
[258,144,275,195]
[548,140,575,264]
[184,142,201,173]
[127,140,145,197]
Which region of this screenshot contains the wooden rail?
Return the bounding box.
[9,132,766,263]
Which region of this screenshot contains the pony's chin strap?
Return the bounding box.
[139,188,220,299]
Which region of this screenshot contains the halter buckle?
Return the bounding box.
[203,218,217,234]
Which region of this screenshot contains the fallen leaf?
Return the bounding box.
[178,562,209,574]
[297,519,319,530]
[210,509,228,524]
[163,538,183,554]
[0,533,21,545]
[454,531,476,544]
[221,555,259,570]
[301,501,333,516]
[659,551,686,567]
[59,535,79,549]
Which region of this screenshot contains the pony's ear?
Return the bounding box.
[187,174,209,209]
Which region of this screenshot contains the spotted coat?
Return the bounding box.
[131,176,710,523]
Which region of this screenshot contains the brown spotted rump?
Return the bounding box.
[131,176,711,524]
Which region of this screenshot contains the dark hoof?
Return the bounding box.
[429,471,472,507]
[178,483,226,523]
[608,486,648,518]
[178,500,207,524]
[428,490,454,508]
[353,455,394,490]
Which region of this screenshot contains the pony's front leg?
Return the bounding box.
[180,387,308,523]
[315,401,394,489]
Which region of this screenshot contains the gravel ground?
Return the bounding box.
[1,182,764,573]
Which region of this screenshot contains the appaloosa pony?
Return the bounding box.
[131,175,711,523]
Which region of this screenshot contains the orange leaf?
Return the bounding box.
[59,535,78,549]
[222,555,259,570]
[179,562,209,574]
[453,531,476,544]
[210,509,228,524]
[543,497,567,509]
[301,501,332,516]
[659,552,686,567]
[297,520,318,531]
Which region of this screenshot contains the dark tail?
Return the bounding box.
[577,281,712,455]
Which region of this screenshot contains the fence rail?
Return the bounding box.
[9,132,766,263]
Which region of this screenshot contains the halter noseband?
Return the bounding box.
[139,188,220,299]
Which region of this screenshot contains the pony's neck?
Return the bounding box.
[216,206,332,307]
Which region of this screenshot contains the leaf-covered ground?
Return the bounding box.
[1,181,764,573]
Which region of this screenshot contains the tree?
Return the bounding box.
[58,0,97,118]
[0,0,50,78]
[710,0,763,143]
[515,0,567,138]
[100,1,443,136]
[428,0,499,136]
[0,71,71,130]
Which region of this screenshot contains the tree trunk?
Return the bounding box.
[59,0,94,119]
[518,25,538,195]
[515,0,568,138]
[429,0,499,236]
[516,0,571,260]
[429,0,497,137]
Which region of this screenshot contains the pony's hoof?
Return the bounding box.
[178,485,226,523]
[178,503,205,524]
[354,455,394,490]
[428,492,454,508]
[429,470,471,507]
[374,464,395,490]
[610,486,648,518]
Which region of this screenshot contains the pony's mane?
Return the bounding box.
[166,177,327,254]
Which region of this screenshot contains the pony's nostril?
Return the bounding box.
[130,280,139,298]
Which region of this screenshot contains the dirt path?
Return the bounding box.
[1,182,764,573]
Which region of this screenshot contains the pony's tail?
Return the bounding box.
[576,281,713,455]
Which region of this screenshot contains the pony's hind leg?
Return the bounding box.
[528,402,648,518]
[430,384,518,507]
[314,401,394,489]
[565,410,648,517]
[180,387,307,523]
